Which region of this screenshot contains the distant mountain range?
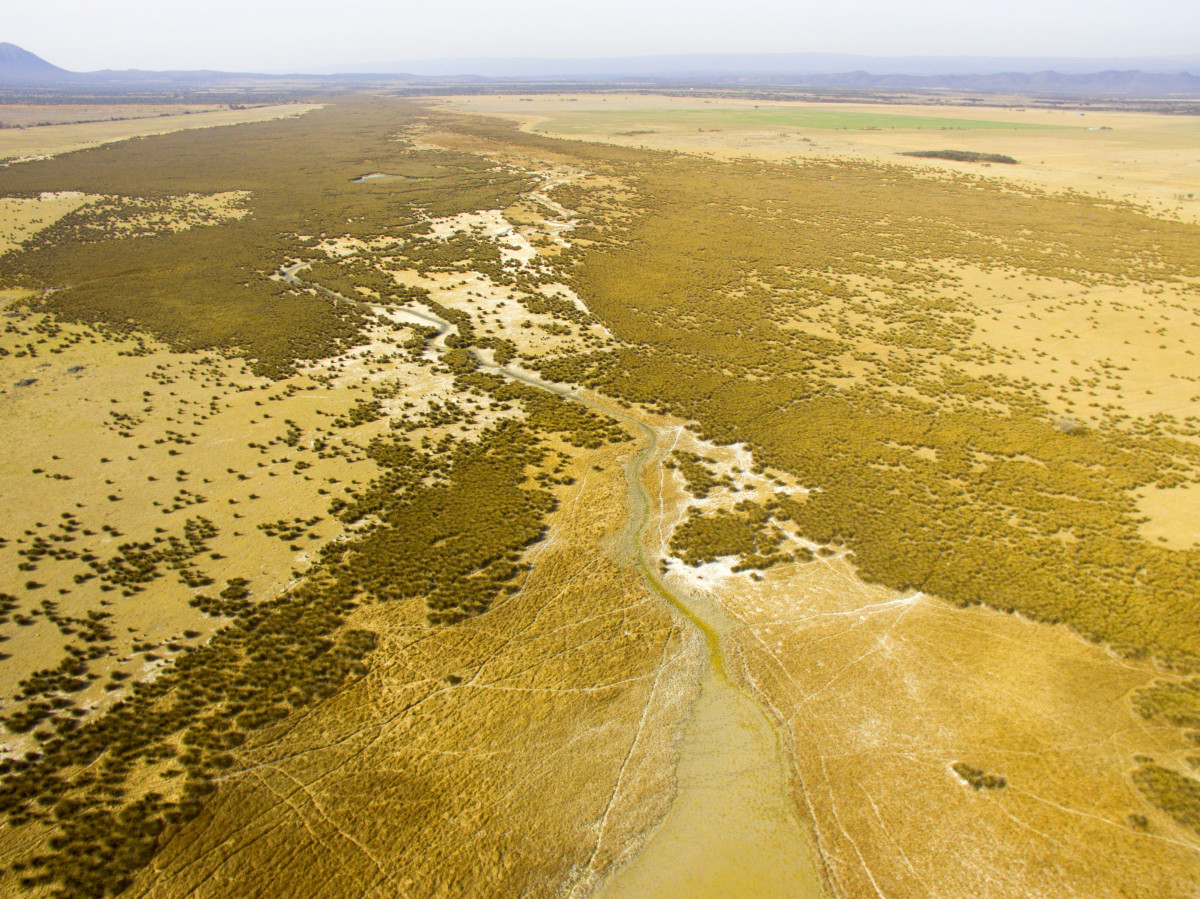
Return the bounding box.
[0,42,385,90]
[372,51,1200,80]
[736,68,1200,96]
[3,42,1199,97]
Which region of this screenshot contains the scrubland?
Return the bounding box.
[447,93,1200,220]
[0,92,1198,897]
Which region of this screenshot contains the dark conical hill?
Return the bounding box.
[0,43,74,84]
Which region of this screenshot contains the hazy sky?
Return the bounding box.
[8,0,1200,72]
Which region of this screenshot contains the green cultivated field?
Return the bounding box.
[533,107,1073,134]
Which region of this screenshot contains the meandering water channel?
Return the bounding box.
[286,265,824,896]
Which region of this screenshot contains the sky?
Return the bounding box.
[7,0,1200,73]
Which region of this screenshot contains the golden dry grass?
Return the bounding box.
[122,432,697,899]
[3,94,1200,899]
[0,126,700,893]
[444,93,1200,222]
[417,103,1200,893]
[0,193,96,254]
[0,104,230,129]
[0,104,321,164]
[642,428,1200,898]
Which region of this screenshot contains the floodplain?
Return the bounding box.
[0,89,1198,898]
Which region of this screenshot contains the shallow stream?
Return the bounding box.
[287,271,825,896]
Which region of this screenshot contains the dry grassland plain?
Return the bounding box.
[0,103,322,165]
[446,93,1200,221]
[0,105,235,129]
[0,93,1198,898]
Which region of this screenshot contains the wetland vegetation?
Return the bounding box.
[1,91,1199,897]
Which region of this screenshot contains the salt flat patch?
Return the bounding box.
[496,224,539,267]
[426,208,540,267]
[313,209,539,269]
[661,555,744,595]
[664,428,809,513]
[315,237,361,259]
[426,209,504,240]
[312,233,405,258]
[390,268,614,358]
[415,197,599,321]
[299,306,522,444]
[647,425,819,593]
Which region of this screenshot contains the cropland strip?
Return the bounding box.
[532,107,1071,135]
